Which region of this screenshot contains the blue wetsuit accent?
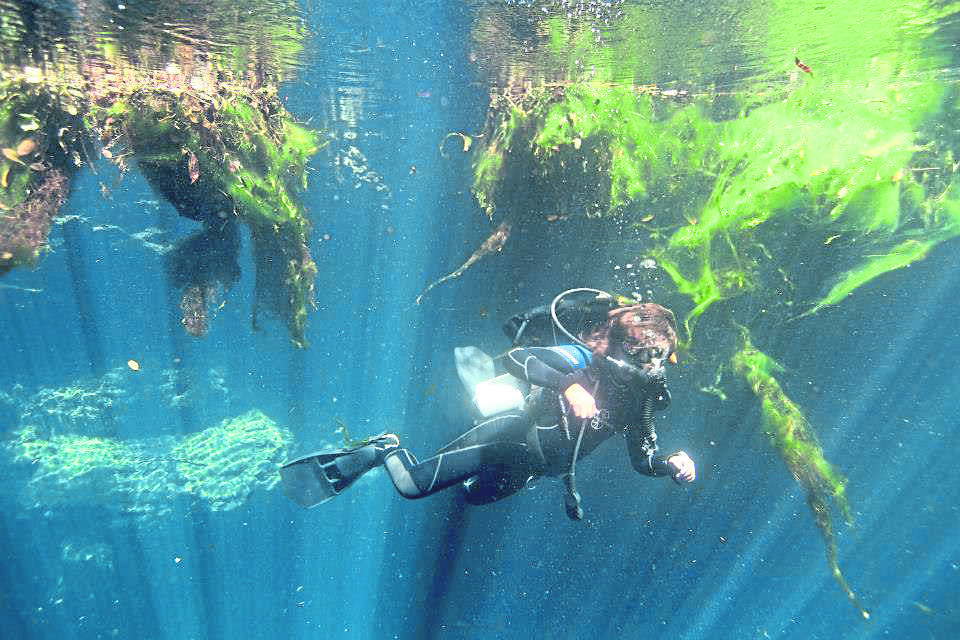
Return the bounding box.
[542,345,592,368]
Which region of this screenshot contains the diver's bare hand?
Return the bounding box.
[564,383,598,419]
[666,451,696,483]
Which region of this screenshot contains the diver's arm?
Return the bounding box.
[504,345,598,418]
[626,424,674,477]
[666,451,695,482]
[563,382,598,419]
[627,430,696,481]
[503,345,591,390]
[625,396,694,481]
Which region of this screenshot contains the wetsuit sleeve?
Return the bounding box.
[626,396,675,477]
[503,345,591,391]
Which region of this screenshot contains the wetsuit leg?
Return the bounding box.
[433,411,528,453]
[384,413,538,499]
[461,464,533,505]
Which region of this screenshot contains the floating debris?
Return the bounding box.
[16,139,37,156]
[187,151,200,183]
[2,148,26,165]
[415,222,511,304]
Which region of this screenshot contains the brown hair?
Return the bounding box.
[580,303,678,357]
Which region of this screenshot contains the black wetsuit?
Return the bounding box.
[383,345,679,511]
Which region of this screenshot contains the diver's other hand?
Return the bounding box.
[666,451,696,483]
[563,383,598,419]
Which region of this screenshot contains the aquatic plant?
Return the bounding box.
[6,408,292,517]
[467,0,960,616]
[8,422,179,516]
[3,367,127,437]
[0,0,322,345]
[732,334,868,619]
[0,364,235,436]
[95,85,321,345]
[172,410,293,511]
[0,78,76,274]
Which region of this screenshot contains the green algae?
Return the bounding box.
[9,424,179,516]
[468,0,960,615]
[473,0,959,315]
[0,0,322,345]
[732,334,869,620]
[8,409,292,516]
[172,410,293,511]
[95,87,322,346]
[473,0,960,329]
[0,80,76,274]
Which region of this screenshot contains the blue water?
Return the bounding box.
[2,2,959,639]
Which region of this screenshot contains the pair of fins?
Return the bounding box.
[280,434,397,509]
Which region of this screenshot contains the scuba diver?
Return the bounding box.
[280,289,696,520]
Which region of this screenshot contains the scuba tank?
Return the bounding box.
[503,288,631,347]
[454,346,528,417]
[457,289,630,418]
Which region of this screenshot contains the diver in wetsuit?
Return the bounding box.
[280,296,695,520]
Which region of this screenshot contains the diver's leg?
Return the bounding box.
[462,464,536,505]
[384,414,536,499]
[384,441,535,499]
[434,411,528,454]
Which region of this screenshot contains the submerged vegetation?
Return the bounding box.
[2,367,291,516]
[1,0,958,620]
[8,409,291,516]
[0,0,321,345]
[468,0,960,617]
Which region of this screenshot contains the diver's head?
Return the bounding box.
[581,303,678,380]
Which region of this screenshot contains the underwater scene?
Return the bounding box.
[1,0,959,638]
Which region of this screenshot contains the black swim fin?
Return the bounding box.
[280,434,399,508]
